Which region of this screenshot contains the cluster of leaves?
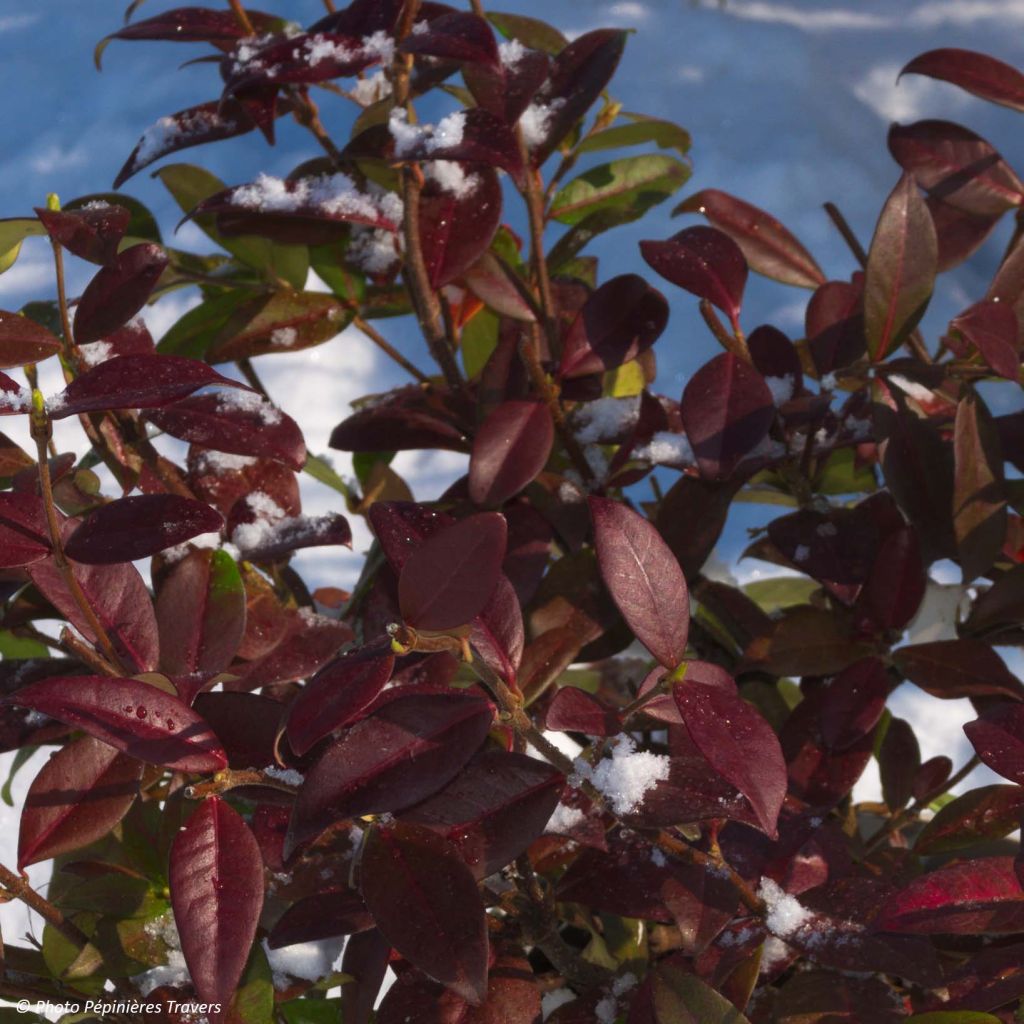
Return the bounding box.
[0,1,1022,1021]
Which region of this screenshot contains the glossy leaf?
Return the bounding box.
[0,309,62,367]
[64,494,223,564]
[469,401,553,507]
[35,202,130,266]
[170,796,264,1007]
[590,495,689,670]
[546,686,619,736]
[398,513,508,630]
[864,173,938,361]
[820,657,890,750]
[916,785,1024,854]
[0,492,51,568]
[894,639,1023,700]
[360,822,488,1004]
[901,48,1024,114]
[268,890,373,949]
[951,299,1020,380]
[18,736,142,869]
[675,189,825,288]
[965,702,1024,784]
[4,676,227,772]
[401,11,499,66]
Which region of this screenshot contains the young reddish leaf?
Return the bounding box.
[559,274,669,378]
[287,692,494,853]
[545,686,619,736]
[675,189,825,289]
[888,120,1024,216]
[35,202,130,266]
[285,644,396,756]
[462,252,537,322]
[864,173,938,360]
[0,309,63,367]
[916,785,1024,854]
[954,390,1007,582]
[156,549,246,677]
[360,822,488,1004]
[398,513,507,631]
[72,243,168,345]
[895,639,1024,700]
[680,353,775,479]
[419,167,502,289]
[18,735,142,869]
[469,574,525,685]
[874,857,1024,934]
[0,492,51,568]
[4,676,227,773]
[170,796,264,1008]
[469,401,553,507]
[589,496,689,670]
[673,680,786,837]
[49,355,249,419]
[146,391,306,469]
[640,226,748,329]
[901,48,1024,114]
[400,12,499,67]
[64,495,222,565]
[820,657,890,750]
[400,750,563,879]
[965,702,1024,784]
[951,300,1020,380]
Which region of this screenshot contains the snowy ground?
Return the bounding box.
[0,0,1021,987]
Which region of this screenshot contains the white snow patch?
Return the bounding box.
[422,160,480,198]
[545,802,585,835]
[350,69,392,105]
[261,936,346,989]
[263,765,304,786]
[499,38,527,68]
[634,430,694,466]
[758,877,813,937]
[270,326,298,348]
[215,388,283,425]
[575,735,670,816]
[765,374,795,406]
[574,396,640,444]
[230,172,396,226]
[388,108,467,157]
[518,98,566,149]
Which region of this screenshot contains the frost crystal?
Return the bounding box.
[264,765,304,786]
[498,38,527,68]
[360,29,395,63]
[0,386,31,413]
[545,802,585,835]
[270,326,298,348]
[576,736,670,816]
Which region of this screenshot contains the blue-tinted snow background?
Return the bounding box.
[1,0,1023,961]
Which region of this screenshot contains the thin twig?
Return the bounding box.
[0,862,90,953]
[227,0,255,35]
[823,202,868,267]
[699,299,750,362]
[354,316,431,383]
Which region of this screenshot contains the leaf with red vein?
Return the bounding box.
[951,299,1020,380]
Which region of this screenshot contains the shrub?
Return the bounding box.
[0,3,1022,1022]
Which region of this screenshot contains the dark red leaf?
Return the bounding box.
[805,277,866,374]
[170,796,263,1007]
[469,574,525,685]
[861,525,926,631]
[469,401,553,507]
[35,202,130,266]
[192,691,282,770]
[640,226,748,329]
[285,644,396,757]
[340,929,392,1024]
[229,506,351,563]
[864,173,938,361]
[287,692,493,853]
[18,736,142,869]
[401,12,499,66]
[147,391,306,469]
[360,822,488,1004]
[965,702,1024,784]
[917,784,1024,855]
[545,686,619,736]
[675,189,825,289]
[901,48,1024,114]
[880,716,921,810]
[680,353,774,479]
[895,639,1023,700]
[820,657,890,750]
[4,676,226,772]
[590,496,689,670]
[330,385,469,454]
[559,274,668,378]
[952,299,1020,379]
[929,195,1001,271]
[673,680,786,837]
[268,889,373,949]
[98,7,280,57]
[64,494,222,564]
[72,243,168,345]
[0,309,63,368]
[746,323,803,388]
[398,512,507,630]
[0,492,51,568]
[464,45,549,123]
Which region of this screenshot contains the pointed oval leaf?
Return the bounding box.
[268,889,373,949]
[170,796,264,1007]
[652,963,753,1024]
[965,702,1024,784]
[901,48,1024,114]
[680,352,775,479]
[360,822,488,1004]
[545,686,619,736]
[865,173,938,361]
[951,299,1020,380]
[0,492,52,568]
[819,657,890,750]
[398,512,508,630]
[0,309,63,368]
[641,225,747,327]
[49,355,249,419]
[673,680,786,837]
[469,401,553,507]
[895,639,1023,700]
[589,495,688,669]
[916,785,1024,854]
[675,189,825,289]
[72,243,168,345]
[288,692,494,853]
[18,735,142,869]
[400,11,499,66]
[4,676,226,772]
[64,494,223,565]
[35,202,130,266]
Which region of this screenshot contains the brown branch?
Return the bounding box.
[354,316,431,383]
[823,202,868,267]
[699,299,750,362]
[0,862,91,953]
[227,0,255,35]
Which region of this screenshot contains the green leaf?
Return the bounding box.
[487,10,568,53]
[550,154,690,226]
[230,942,275,1024]
[280,1000,342,1024]
[461,307,499,379]
[1,745,39,807]
[304,453,355,501]
[744,576,819,614]
[0,629,49,659]
[0,217,46,275]
[904,1014,1002,1024]
[577,113,691,157]
[67,193,162,244]
[156,289,254,357]
[652,964,751,1023]
[352,451,394,489]
[310,242,365,306]
[814,446,878,495]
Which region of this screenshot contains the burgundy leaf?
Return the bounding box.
[0,309,63,368]
[880,716,921,810]
[675,189,825,289]
[819,657,890,750]
[680,352,775,479]
[590,496,689,670]
[35,202,130,266]
[965,702,1024,784]
[398,512,507,630]
[18,736,142,869]
[864,173,938,361]
[287,692,494,853]
[469,574,525,685]
[559,274,668,378]
[0,492,51,568]
[895,639,1023,700]
[805,277,866,374]
[901,48,1024,114]
[464,45,550,123]
[72,243,168,345]
[673,680,786,837]
[369,500,454,573]
[170,796,264,1007]
[952,299,1020,380]
[634,660,736,724]
[640,226,748,329]
[97,7,280,58]
[746,324,803,388]
[191,691,282,770]
[4,676,226,773]
[340,929,392,1024]
[64,494,222,565]
[400,12,499,66]
[469,401,553,507]
[146,390,306,469]
[916,784,1024,854]
[545,686,619,736]
[385,108,523,176]
[861,525,926,631]
[285,644,396,756]
[359,822,488,1004]
[268,889,373,949]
